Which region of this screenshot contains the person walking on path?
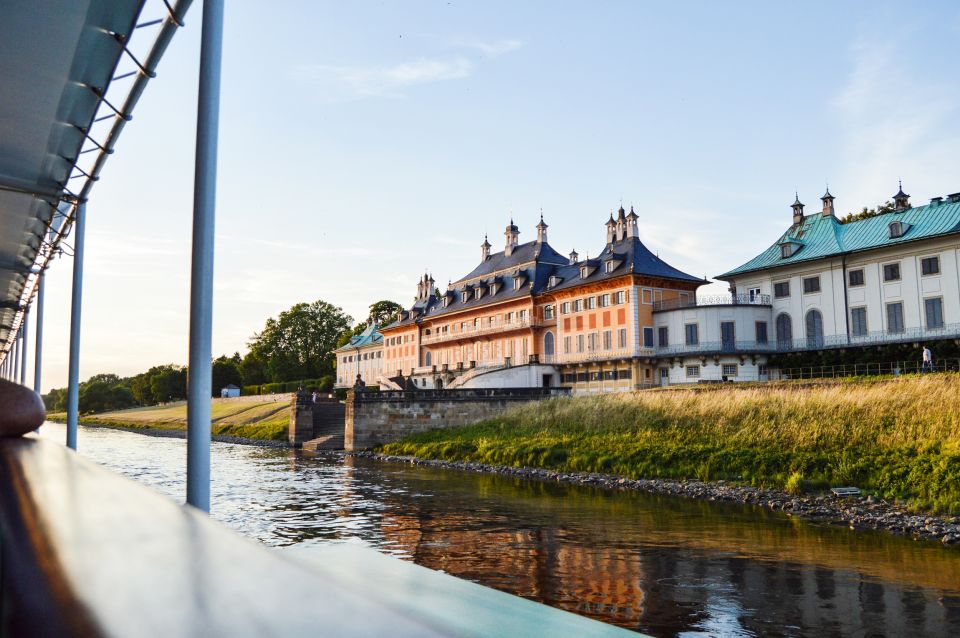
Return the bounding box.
[922,345,934,372]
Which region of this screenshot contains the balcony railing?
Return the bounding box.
[540,348,654,365]
[655,322,960,356]
[653,294,772,312]
[420,318,537,345]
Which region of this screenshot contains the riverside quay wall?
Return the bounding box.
[344,388,570,451]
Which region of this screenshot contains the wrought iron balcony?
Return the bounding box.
[652,294,772,312]
[420,318,537,345]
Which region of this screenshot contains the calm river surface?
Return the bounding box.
[42,423,960,637]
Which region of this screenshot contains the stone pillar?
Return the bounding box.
[288,392,314,446]
[344,389,358,451]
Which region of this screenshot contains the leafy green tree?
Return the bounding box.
[248,300,352,382]
[212,355,243,397]
[150,366,187,403]
[367,300,403,325]
[240,351,267,386]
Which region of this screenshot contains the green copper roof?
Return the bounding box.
[719,199,960,279]
[335,323,383,352]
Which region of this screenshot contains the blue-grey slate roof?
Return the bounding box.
[453,240,567,284]
[719,200,960,279]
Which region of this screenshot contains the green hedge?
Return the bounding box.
[240,376,335,396]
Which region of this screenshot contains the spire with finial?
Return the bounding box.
[536,210,548,243]
[626,204,639,238]
[791,192,805,225]
[605,212,617,244]
[893,180,910,211]
[820,184,835,217]
[504,217,520,256]
[480,233,492,261]
[568,247,579,265]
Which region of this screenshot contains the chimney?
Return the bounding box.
[791,193,805,225]
[568,248,579,265]
[820,188,835,217]
[893,180,910,211]
[480,234,491,261]
[626,206,639,238]
[536,213,548,243]
[504,219,519,257]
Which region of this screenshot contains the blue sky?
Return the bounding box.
[36,0,960,390]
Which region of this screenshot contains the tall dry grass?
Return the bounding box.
[380,375,960,513]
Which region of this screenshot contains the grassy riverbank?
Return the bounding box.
[380,375,960,513]
[48,397,289,441]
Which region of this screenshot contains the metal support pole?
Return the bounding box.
[13,329,20,383]
[186,0,224,512]
[34,273,44,394]
[20,307,29,385]
[66,202,86,450]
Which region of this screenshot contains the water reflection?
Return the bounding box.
[43,423,960,637]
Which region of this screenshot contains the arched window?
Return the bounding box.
[805,309,824,348]
[543,331,555,357]
[775,313,793,349]
[424,351,432,366]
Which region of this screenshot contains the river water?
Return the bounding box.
[41,423,960,637]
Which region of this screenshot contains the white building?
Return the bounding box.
[334,323,384,388]
[657,184,960,382]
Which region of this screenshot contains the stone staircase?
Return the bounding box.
[304,401,346,450]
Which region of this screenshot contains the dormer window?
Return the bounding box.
[580,266,588,279]
[780,243,799,259]
[549,275,558,288]
[461,291,469,303]
[514,277,522,290]
[889,221,906,239]
[605,260,616,273]
[476,288,483,299]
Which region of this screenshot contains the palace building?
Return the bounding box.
[378,208,707,392]
[334,322,383,389]
[359,184,960,392]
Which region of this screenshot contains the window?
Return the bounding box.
[848,269,864,287]
[883,263,901,282]
[888,221,905,238]
[519,309,527,322]
[549,276,558,287]
[576,334,584,352]
[686,365,700,378]
[605,260,615,273]
[580,266,588,279]
[643,327,654,348]
[780,244,798,259]
[600,294,610,307]
[505,312,514,324]
[560,302,570,314]
[720,321,735,351]
[774,281,790,298]
[514,277,522,290]
[586,296,596,310]
[802,276,821,294]
[617,328,627,349]
[602,370,616,380]
[461,292,469,303]
[886,302,904,333]
[642,289,652,304]
[615,291,626,304]
[805,309,824,347]
[619,369,632,380]
[544,305,554,320]
[921,256,940,276]
[658,326,669,347]
[748,287,761,302]
[925,297,944,329]
[564,336,572,354]
[573,299,582,312]
[543,332,555,356]
[758,364,768,376]
[851,307,868,336]
[603,330,612,350]
[776,313,793,347]
[722,364,738,377]
[755,321,768,344]
[684,323,699,346]
[587,333,598,351]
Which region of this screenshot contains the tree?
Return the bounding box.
[367,300,403,325]
[240,351,267,386]
[840,200,895,224]
[248,300,352,382]
[150,366,187,403]
[211,355,243,397]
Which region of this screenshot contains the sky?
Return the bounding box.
[33,0,960,392]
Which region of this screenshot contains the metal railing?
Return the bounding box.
[656,322,960,357]
[653,293,771,312]
[541,348,654,364]
[774,359,960,380]
[420,318,537,344]
[353,387,571,402]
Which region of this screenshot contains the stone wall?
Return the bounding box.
[288,395,345,446]
[344,388,569,451]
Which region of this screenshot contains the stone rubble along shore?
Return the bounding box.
[352,452,960,548]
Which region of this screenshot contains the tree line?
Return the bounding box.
[43,298,402,414]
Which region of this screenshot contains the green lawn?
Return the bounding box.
[47,397,290,441]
